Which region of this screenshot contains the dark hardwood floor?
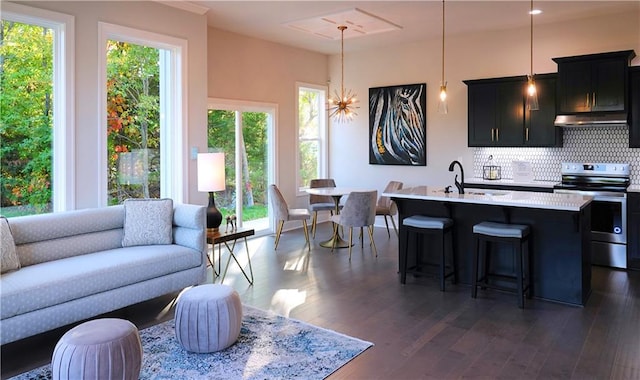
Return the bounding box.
[2,223,639,379]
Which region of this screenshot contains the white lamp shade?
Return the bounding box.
[197,153,226,192]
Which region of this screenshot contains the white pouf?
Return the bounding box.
[51,318,142,380]
[175,284,243,353]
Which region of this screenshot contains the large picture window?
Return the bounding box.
[106,40,161,203]
[296,83,328,194]
[0,4,74,216]
[99,23,186,205]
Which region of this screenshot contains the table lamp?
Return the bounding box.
[197,152,225,232]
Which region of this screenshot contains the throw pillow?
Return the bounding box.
[122,198,174,247]
[1,216,21,274]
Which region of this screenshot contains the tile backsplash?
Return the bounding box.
[473,126,640,185]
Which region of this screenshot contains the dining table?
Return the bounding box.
[305,187,361,248]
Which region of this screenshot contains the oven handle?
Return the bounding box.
[553,189,627,200]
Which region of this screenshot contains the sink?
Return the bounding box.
[466,190,509,196]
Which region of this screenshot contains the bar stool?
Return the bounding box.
[401,215,457,291]
[471,221,532,308]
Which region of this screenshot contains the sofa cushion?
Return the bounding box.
[1,217,20,274]
[16,229,124,268]
[122,199,173,247]
[10,206,124,245]
[0,244,202,319]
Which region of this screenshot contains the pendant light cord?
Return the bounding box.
[441,0,445,84]
[339,25,346,98]
[530,0,534,76]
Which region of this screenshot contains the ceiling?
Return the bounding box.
[178,1,639,55]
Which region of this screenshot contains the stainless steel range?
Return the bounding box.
[554,163,630,269]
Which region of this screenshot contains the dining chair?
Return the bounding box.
[309,178,337,238]
[268,184,311,250]
[330,190,378,260]
[376,181,404,237]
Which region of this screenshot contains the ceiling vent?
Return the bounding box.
[284,8,402,40]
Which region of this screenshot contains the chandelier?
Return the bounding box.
[526,0,539,111]
[328,25,358,122]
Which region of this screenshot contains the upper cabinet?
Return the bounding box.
[553,50,636,114]
[524,74,560,146]
[464,74,561,147]
[630,67,640,148]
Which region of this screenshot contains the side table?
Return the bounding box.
[207,228,255,285]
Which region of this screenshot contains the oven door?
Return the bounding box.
[554,189,627,244]
[590,195,627,244]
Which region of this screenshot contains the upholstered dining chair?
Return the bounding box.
[309,178,337,238]
[330,190,378,260]
[268,184,311,250]
[376,181,404,237]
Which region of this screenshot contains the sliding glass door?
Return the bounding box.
[207,101,274,235]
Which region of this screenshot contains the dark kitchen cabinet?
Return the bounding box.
[629,67,640,148]
[628,192,640,270]
[553,50,635,114]
[465,74,560,147]
[466,78,523,146]
[524,74,562,146]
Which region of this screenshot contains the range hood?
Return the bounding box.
[554,113,628,127]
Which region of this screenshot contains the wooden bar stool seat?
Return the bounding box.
[401,215,457,291]
[471,221,532,308]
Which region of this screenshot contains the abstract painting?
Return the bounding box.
[369,83,426,166]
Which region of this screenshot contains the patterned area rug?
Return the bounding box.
[10,306,373,380]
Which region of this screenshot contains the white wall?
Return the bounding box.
[328,10,640,195]
[10,1,209,208]
[207,28,328,208]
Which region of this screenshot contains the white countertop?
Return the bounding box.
[384,185,592,211]
[628,185,640,193]
[464,178,558,188]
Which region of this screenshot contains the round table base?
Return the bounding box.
[320,233,353,248]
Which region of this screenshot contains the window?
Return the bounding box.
[99,23,186,205]
[296,83,327,194]
[0,3,74,216]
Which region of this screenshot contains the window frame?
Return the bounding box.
[295,82,328,196]
[98,22,188,205]
[2,3,75,212]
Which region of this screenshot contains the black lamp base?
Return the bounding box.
[206,192,223,232]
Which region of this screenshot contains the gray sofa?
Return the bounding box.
[1,202,207,345]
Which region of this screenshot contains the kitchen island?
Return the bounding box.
[385,186,593,306]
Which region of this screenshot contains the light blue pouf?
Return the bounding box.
[175,284,243,353]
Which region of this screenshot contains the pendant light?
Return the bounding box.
[526,0,539,111]
[438,0,448,114]
[328,25,358,122]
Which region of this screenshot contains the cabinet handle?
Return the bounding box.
[496,128,499,141]
[592,92,596,108]
[491,128,495,141]
[526,127,529,141]
[586,93,590,108]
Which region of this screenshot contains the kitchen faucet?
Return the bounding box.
[448,160,465,194]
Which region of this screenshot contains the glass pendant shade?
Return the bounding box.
[438,82,448,114]
[526,75,539,111]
